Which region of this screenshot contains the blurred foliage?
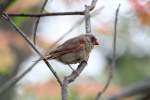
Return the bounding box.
[69,89,95,100]
[5,0,41,26]
[0,0,41,99]
[6,0,41,13]
[0,0,15,12]
[116,54,150,85]
[131,0,150,26]
[14,17,27,27]
[18,80,120,100]
[7,0,18,7]
[69,89,80,100]
[0,34,16,75]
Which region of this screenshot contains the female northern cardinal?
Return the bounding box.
[40,34,99,65]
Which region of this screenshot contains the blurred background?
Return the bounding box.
[0,0,150,100]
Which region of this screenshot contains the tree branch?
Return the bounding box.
[6,11,84,17]
[33,0,48,45]
[61,61,87,100]
[95,4,121,100]
[85,5,91,33]
[89,0,98,11]
[5,0,97,18]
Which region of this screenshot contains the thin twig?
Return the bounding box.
[7,11,84,17]
[85,5,91,33]
[0,13,62,94]
[33,0,48,45]
[5,0,98,17]
[89,0,98,11]
[95,4,121,100]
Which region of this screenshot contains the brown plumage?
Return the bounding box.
[41,34,99,64]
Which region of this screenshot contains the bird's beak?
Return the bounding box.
[95,41,99,45]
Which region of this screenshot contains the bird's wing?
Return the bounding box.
[49,38,83,54]
[47,43,85,59]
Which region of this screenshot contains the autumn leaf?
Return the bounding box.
[131,0,150,26]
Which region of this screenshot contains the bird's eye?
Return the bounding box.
[91,36,99,45]
[91,36,96,42]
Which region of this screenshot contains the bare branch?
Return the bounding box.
[85,5,91,33]
[33,0,48,45]
[112,4,120,71]
[84,0,98,33]
[61,61,87,100]
[95,4,121,100]
[6,11,84,17]
[0,13,62,94]
[5,0,98,18]
[89,0,98,11]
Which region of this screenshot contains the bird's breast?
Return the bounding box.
[57,50,85,64]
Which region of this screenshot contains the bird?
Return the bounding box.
[38,34,99,71]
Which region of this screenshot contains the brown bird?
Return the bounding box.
[38,34,99,70]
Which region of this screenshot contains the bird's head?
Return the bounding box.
[88,34,99,45]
